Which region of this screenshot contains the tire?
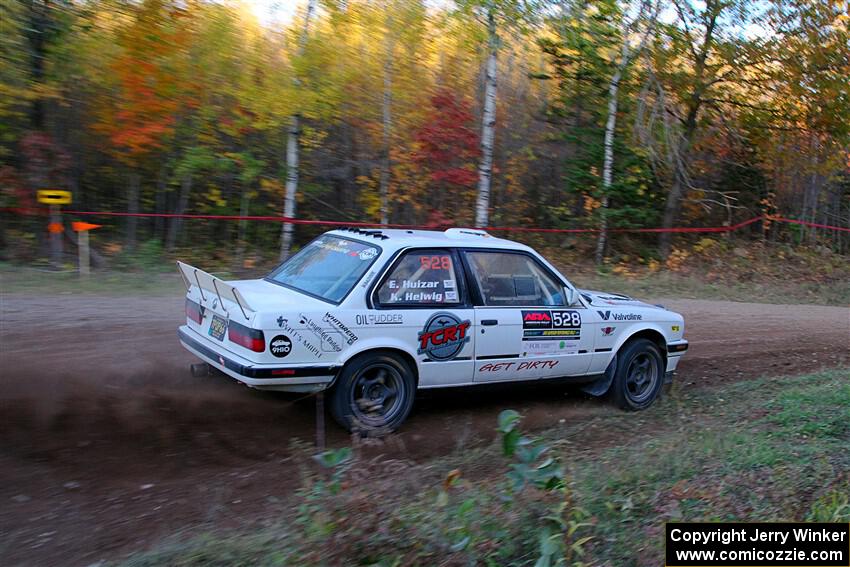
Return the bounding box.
[329,351,416,434]
[610,338,664,411]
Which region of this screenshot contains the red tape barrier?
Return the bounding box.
[2,207,849,234]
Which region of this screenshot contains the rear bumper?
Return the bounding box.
[178,326,338,392]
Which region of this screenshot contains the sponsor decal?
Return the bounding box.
[269,335,292,358]
[479,359,559,372]
[355,313,404,325]
[314,239,351,254]
[417,312,471,361]
[523,329,580,339]
[360,270,376,288]
[522,310,552,329]
[444,279,455,289]
[522,310,582,329]
[596,294,630,301]
[601,326,616,336]
[359,248,378,260]
[445,290,458,302]
[523,340,579,357]
[300,313,344,352]
[277,318,322,359]
[671,325,680,332]
[597,310,642,321]
[322,312,359,344]
[458,229,489,237]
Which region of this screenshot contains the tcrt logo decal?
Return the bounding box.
[417,312,471,361]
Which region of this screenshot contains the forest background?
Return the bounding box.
[1,0,848,273]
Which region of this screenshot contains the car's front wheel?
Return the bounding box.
[329,351,416,434]
[611,338,664,410]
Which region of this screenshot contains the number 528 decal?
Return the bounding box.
[522,310,581,329]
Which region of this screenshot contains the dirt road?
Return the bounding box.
[1,294,848,566]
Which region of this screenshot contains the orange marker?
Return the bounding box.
[72,221,102,232]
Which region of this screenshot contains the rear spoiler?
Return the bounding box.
[176,261,254,320]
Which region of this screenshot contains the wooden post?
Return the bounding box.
[316,391,326,450]
[71,221,100,276]
[38,190,72,268]
[78,230,90,277]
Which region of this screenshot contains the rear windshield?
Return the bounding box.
[266,235,381,303]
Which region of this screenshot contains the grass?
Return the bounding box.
[572,370,850,563]
[570,271,850,306]
[0,265,187,296]
[118,367,850,566]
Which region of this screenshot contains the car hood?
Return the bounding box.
[578,289,666,311]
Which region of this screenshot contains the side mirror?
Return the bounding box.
[564,286,578,306]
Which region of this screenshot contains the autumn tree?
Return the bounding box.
[92,0,192,251]
[411,89,480,223]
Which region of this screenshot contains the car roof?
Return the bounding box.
[326,227,533,253]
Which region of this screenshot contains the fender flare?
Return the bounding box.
[580,325,668,397]
[581,354,617,396]
[330,339,420,387]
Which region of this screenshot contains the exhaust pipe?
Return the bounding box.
[190,362,211,377]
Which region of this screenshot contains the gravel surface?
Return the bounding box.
[1,293,848,566]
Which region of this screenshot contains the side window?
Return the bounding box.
[464,251,565,307]
[376,250,462,306]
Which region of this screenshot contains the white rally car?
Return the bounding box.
[177,228,688,432]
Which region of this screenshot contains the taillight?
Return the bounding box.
[228,320,265,352]
[185,298,203,324]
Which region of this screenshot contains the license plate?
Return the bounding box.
[209,314,228,341]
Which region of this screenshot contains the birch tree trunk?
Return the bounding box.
[595,46,628,265]
[279,0,317,261]
[595,4,655,264]
[475,9,498,229]
[379,14,395,226]
[279,114,300,260]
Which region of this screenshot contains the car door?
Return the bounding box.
[372,248,475,388]
[462,249,593,382]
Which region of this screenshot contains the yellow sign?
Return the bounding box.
[37,190,72,205]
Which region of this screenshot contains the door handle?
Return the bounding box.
[481,319,498,326]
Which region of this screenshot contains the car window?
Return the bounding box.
[267,236,380,303]
[464,251,565,307]
[376,250,461,306]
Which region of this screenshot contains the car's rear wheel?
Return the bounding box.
[611,338,664,410]
[329,351,415,434]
